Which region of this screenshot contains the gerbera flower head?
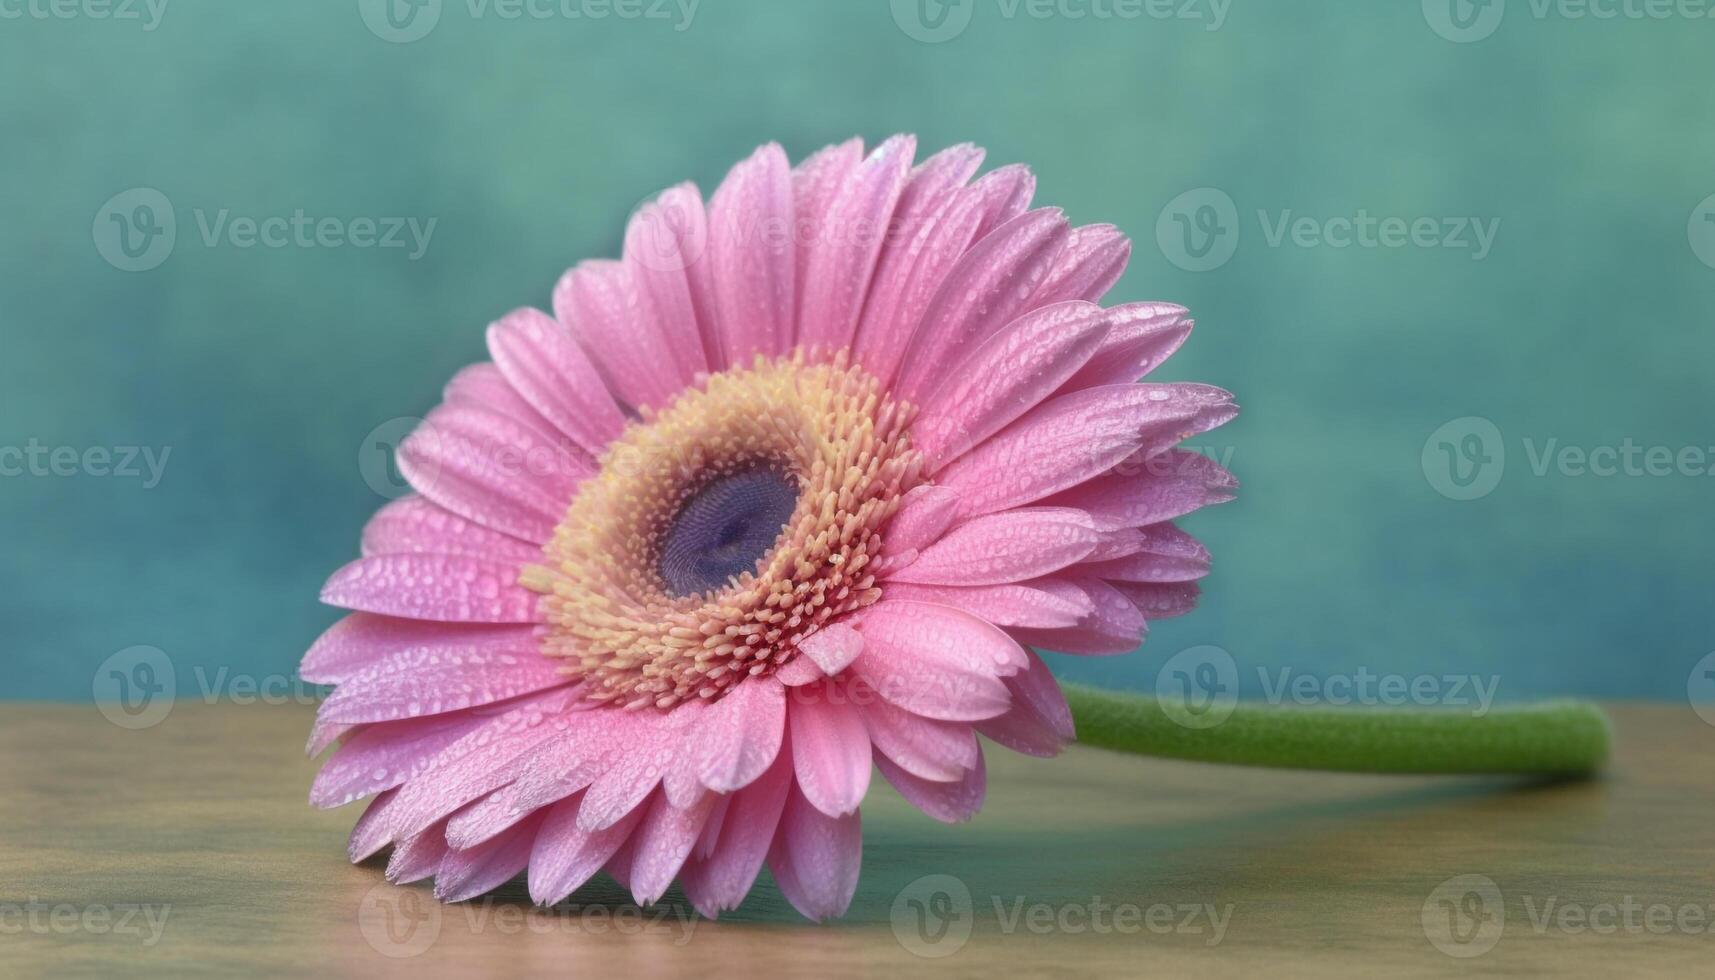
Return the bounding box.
[303,135,1238,920]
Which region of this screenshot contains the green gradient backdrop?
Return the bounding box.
[3,0,1712,702]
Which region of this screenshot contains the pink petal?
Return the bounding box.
[502,708,649,816]
[316,640,570,724]
[1046,449,1237,532]
[1012,577,1147,655]
[434,809,544,902]
[629,183,726,372]
[320,553,540,624]
[860,697,978,782]
[774,656,826,688]
[796,621,863,676]
[625,199,714,389]
[577,719,678,832]
[768,784,862,921]
[851,155,989,381]
[885,507,1098,587]
[695,677,786,792]
[708,142,795,364]
[347,788,401,862]
[883,484,961,556]
[311,710,489,808]
[851,600,1023,721]
[395,404,583,543]
[628,791,718,905]
[307,717,356,757]
[553,259,680,410]
[791,139,863,307]
[875,750,986,824]
[786,680,871,817]
[1029,224,1131,306]
[975,648,1074,757]
[384,687,581,839]
[486,306,626,454]
[659,700,714,808]
[1062,303,1194,390]
[446,785,535,851]
[912,301,1111,465]
[527,793,646,905]
[386,821,450,883]
[678,747,793,917]
[878,580,1093,629]
[797,135,915,354]
[302,612,533,684]
[903,142,986,201]
[441,362,560,438]
[360,496,541,564]
[1113,580,1202,619]
[1080,524,1212,582]
[968,163,1037,239]
[893,208,1070,403]
[937,383,1239,519]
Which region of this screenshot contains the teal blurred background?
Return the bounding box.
[3,0,1711,702]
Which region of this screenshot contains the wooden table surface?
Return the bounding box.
[2,701,1710,977]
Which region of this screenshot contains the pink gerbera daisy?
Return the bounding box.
[302,135,1238,920]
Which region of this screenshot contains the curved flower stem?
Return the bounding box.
[1060,684,1611,775]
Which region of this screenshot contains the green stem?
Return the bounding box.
[1062,684,1611,775]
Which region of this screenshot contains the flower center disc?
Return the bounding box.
[521,352,923,709]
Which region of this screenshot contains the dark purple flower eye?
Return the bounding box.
[659,466,800,598]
